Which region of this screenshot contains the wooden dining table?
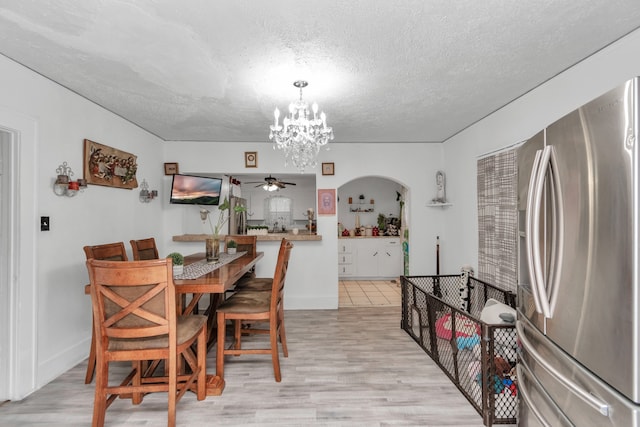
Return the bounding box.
[173,250,264,396]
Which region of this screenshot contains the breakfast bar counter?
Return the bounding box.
[173,232,322,242]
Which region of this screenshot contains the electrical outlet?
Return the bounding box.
[41,216,50,231]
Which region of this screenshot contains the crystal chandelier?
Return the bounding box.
[269,80,334,173]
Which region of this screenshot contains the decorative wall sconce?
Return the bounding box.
[53,162,87,197]
[138,179,158,203]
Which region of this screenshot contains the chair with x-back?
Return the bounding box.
[86,258,207,427]
[83,242,129,384]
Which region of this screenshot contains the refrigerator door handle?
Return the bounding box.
[529,146,560,318]
[526,149,546,314]
[516,321,610,416]
[547,146,564,316]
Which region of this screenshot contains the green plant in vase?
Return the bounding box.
[201,197,246,263]
[226,239,237,254]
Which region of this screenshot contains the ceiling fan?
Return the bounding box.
[244,175,297,190]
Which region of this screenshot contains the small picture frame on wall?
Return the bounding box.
[245,151,258,168]
[322,162,335,176]
[317,188,336,215]
[164,162,179,175]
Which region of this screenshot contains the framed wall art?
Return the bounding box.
[83,139,139,189]
[164,162,179,175]
[321,162,335,176]
[245,151,258,168]
[317,188,336,215]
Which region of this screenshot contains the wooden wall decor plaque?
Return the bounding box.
[83,139,138,189]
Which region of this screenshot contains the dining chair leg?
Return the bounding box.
[85,327,96,384]
[168,353,177,427]
[233,319,242,353]
[92,357,108,427]
[278,309,288,357]
[270,317,281,382]
[132,361,143,405]
[216,311,226,379]
[197,326,207,400]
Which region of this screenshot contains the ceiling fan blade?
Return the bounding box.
[275,182,285,188]
[279,181,297,186]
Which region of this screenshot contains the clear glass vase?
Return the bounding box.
[205,236,220,263]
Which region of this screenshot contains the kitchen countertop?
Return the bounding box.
[173,232,322,242]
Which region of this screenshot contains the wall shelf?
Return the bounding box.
[349,203,375,213]
[426,202,452,208]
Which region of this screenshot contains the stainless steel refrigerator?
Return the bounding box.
[228,196,247,235]
[517,77,640,426]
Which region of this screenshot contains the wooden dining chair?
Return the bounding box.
[86,258,207,427]
[130,237,159,260]
[225,234,257,257]
[223,235,259,298]
[83,242,129,384]
[216,238,293,382]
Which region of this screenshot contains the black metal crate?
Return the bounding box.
[401,275,517,426]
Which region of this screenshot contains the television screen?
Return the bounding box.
[170,174,223,205]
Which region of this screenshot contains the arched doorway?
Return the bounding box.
[337,176,408,308]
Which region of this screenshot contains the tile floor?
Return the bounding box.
[339,278,402,307]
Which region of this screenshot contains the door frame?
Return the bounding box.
[0,108,38,400]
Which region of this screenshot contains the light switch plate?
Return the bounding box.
[41,216,50,231]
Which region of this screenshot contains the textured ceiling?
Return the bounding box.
[1,1,639,143]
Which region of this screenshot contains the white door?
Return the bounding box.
[0,112,38,401]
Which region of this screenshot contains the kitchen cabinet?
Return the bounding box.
[338,238,402,279]
[338,240,354,276]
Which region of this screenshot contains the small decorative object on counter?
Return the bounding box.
[359,194,365,204]
[342,228,351,237]
[348,197,353,204]
[167,252,184,276]
[226,239,237,255]
[372,226,379,236]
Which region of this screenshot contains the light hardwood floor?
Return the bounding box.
[0,307,495,426]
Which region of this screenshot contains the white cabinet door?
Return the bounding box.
[355,239,379,277]
[379,240,402,277]
[338,240,355,278]
[338,263,355,276]
[338,240,353,254]
[351,238,402,279]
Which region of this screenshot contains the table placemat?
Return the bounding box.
[174,251,247,280]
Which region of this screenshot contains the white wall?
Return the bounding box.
[440,27,640,275]
[0,54,165,396]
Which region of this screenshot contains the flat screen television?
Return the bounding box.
[169,174,223,205]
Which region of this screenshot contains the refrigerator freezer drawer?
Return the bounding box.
[518,359,573,427]
[518,316,640,426]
